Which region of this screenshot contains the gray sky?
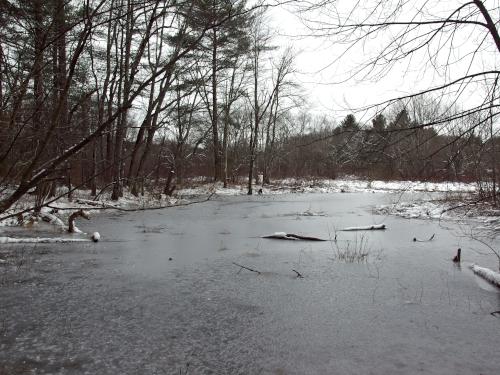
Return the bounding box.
[268,0,499,123]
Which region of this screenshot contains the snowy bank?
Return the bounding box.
[0,187,184,229]
[176,179,476,197]
[0,178,480,232]
[375,199,500,229]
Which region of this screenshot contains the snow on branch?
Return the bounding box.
[68,209,90,233]
[470,264,500,288]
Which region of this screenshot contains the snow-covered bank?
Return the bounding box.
[176,179,492,227]
[374,198,500,228]
[177,178,476,196]
[0,178,482,234]
[0,187,184,229]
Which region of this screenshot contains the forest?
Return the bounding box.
[0,0,499,214]
[2,2,500,374]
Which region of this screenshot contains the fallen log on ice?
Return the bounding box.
[341,224,386,231]
[262,232,327,241]
[470,264,500,288]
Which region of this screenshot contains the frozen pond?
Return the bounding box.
[1,193,499,374]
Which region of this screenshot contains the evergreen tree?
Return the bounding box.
[371,114,386,131]
[340,114,359,130]
[189,0,252,181]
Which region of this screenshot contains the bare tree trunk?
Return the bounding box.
[111,0,133,200]
[263,93,277,185]
[248,50,259,195]
[222,105,229,188]
[490,104,498,206]
[473,0,500,53]
[163,168,176,196]
[132,76,170,195]
[32,0,44,136]
[54,0,69,198]
[211,26,220,182]
[128,84,154,179]
[0,44,3,109]
[95,0,115,190]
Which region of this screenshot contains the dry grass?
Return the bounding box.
[332,235,371,263]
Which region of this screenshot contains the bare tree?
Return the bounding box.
[261,46,298,184]
[0,1,214,214]
[297,3,498,159]
[247,11,278,194]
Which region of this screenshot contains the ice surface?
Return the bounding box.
[0,193,499,374]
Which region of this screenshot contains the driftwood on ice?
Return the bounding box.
[262,232,327,241]
[341,224,386,231]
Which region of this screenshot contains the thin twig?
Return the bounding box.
[292,269,304,278]
[232,262,261,275]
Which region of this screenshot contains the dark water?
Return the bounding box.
[1,193,499,374]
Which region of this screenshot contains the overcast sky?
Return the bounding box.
[268,0,499,124]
